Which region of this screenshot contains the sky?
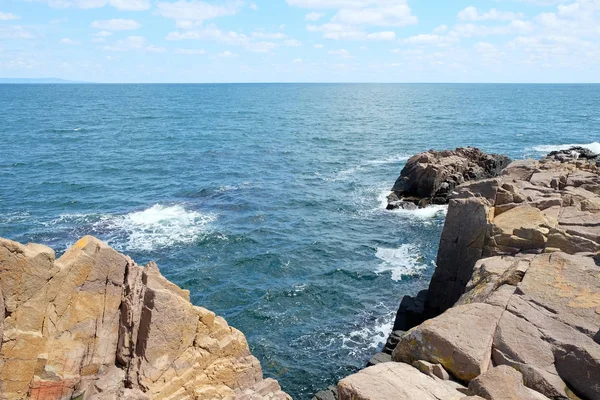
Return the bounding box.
[0,0,599,82]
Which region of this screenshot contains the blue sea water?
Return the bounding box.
[0,83,599,399]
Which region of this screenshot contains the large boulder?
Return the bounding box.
[387,147,510,209]
[0,236,290,400]
[467,366,549,400]
[337,362,466,400]
[392,303,504,381]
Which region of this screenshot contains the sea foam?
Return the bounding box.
[111,204,216,252]
[532,142,600,154]
[375,244,427,281]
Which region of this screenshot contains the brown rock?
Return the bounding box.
[393,303,504,381]
[338,362,465,400]
[468,366,549,400]
[0,236,290,400]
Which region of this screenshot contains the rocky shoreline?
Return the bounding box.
[2,146,599,400]
[335,146,600,400]
[0,236,290,399]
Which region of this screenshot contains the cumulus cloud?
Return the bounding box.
[91,19,141,31]
[0,12,20,20]
[155,0,243,23]
[60,37,80,45]
[305,11,325,21]
[328,48,352,58]
[458,7,524,22]
[290,0,416,40]
[0,26,35,39]
[175,48,206,54]
[109,0,151,11]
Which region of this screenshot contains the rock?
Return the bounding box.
[0,236,290,400]
[388,147,510,209]
[426,197,492,315]
[382,330,405,355]
[544,146,599,162]
[337,362,466,400]
[392,303,504,381]
[467,365,549,400]
[312,386,338,400]
[367,352,392,367]
[390,289,427,333]
[412,360,450,380]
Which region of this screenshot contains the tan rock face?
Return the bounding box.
[392,303,504,381]
[425,157,600,316]
[0,236,290,400]
[467,365,549,400]
[337,362,466,400]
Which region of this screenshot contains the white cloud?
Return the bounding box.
[305,11,325,21]
[109,0,151,11]
[458,6,524,22]
[103,35,146,51]
[250,2,257,10]
[91,19,141,31]
[166,24,249,45]
[366,31,395,40]
[60,37,80,45]
[404,33,457,46]
[297,0,416,40]
[331,4,417,27]
[0,12,20,21]
[252,31,287,39]
[146,45,167,53]
[284,38,303,46]
[293,58,302,62]
[175,48,206,54]
[217,50,236,57]
[314,43,323,48]
[433,24,448,34]
[0,26,34,39]
[246,41,278,53]
[155,0,243,23]
[328,48,352,58]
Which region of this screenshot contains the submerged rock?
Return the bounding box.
[0,236,290,400]
[386,147,511,209]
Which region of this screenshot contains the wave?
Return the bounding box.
[375,244,428,281]
[342,311,394,353]
[330,154,410,182]
[532,141,600,154]
[377,190,448,219]
[50,204,216,252]
[110,204,216,252]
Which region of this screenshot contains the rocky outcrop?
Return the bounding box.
[387,147,511,210]
[0,236,290,400]
[337,148,600,400]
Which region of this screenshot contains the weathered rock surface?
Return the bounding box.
[337,363,466,400]
[339,151,600,400]
[0,236,290,400]
[467,366,549,400]
[387,147,510,209]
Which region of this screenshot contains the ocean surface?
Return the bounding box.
[1,83,598,399]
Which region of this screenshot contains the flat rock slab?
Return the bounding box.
[338,363,465,400]
[393,303,504,381]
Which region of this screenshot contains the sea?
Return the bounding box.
[1,83,598,399]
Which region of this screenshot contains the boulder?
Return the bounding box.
[392,303,504,381]
[0,236,290,400]
[337,362,466,400]
[387,147,510,209]
[467,365,549,400]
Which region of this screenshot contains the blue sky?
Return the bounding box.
[1,0,599,82]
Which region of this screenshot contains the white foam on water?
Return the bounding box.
[375,244,427,281]
[532,142,600,154]
[331,155,410,182]
[106,204,216,252]
[342,312,395,353]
